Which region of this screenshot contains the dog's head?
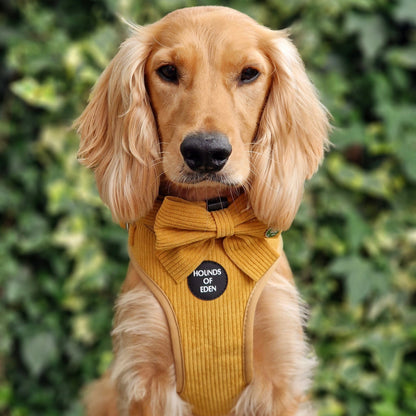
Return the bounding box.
[75,6,329,231]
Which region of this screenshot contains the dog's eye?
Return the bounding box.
[240,67,260,84]
[157,65,179,83]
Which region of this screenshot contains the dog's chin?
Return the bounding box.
[160,172,244,201]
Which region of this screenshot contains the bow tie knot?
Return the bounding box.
[212,208,235,238]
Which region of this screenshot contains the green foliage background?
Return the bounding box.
[1,0,415,415]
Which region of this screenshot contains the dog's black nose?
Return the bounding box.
[180,132,232,173]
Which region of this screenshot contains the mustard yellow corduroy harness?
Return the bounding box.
[127,194,282,416]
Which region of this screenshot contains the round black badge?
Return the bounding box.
[187,261,228,301]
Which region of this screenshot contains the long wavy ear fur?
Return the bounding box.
[250,30,330,231]
[74,25,159,224]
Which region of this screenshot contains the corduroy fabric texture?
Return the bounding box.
[128,194,281,416]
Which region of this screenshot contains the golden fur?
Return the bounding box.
[75,6,330,416]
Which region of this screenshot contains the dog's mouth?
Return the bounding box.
[176,170,239,186]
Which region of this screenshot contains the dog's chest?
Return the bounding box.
[130,233,258,415]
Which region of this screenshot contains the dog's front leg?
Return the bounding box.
[234,254,317,416]
[111,265,191,416]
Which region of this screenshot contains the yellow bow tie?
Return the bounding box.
[153,195,280,283]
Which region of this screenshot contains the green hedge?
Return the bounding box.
[1,1,415,415]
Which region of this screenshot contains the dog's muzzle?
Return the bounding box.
[180,132,232,174]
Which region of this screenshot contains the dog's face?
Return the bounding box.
[145,11,273,196]
[75,6,329,230]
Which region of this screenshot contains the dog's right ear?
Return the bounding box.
[74,25,160,224]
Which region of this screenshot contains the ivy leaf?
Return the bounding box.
[379,104,416,181]
[10,77,63,111]
[345,14,387,62]
[394,0,416,24]
[21,333,58,377]
[327,154,395,198]
[395,133,416,182]
[330,256,385,306]
[344,209,372,252]
[364,327,407,380]
[386,46,416,69]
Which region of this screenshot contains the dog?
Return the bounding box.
[75,6,330,416]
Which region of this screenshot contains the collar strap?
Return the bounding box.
[206,196,229,212]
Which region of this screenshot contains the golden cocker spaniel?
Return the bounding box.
[75,6,330,416]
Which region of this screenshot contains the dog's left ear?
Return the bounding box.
[250,30,330,231]
[74,25,160,224]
